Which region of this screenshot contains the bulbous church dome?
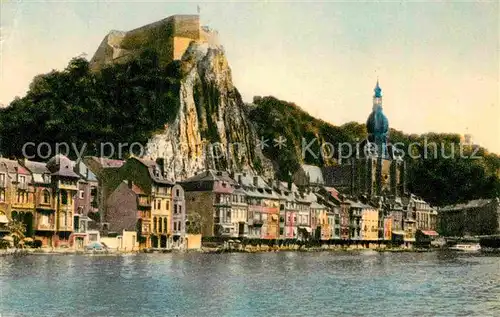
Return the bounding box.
[366,109,389,135]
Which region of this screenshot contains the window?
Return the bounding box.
[174,222,177,231]
[164,218,168,233]
[0,189,4,202]
[178,205,182,214]
[79,190,84,199]
[43,190,50,204]
[0,173,5,185]
[61,190,68,205]
[157,200,161,210]
[153,217,157,232]
[174,205,177,214]
[176,189,180,197]
[166,202,169,210]
[158,219,163,233]
[19,175,26,184]
[41,214,49,226]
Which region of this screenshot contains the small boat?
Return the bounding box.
[449,243,481,252]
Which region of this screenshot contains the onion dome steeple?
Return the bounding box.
[366,80,389,157]
[374,79,382,98]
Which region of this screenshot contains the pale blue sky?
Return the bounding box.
[1,1,498,153]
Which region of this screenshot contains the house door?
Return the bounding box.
[75,237,84,250]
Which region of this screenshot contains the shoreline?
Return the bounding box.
[3,246,498,257]
[1,246,439,257]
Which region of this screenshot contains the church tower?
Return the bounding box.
[366,80,389,158]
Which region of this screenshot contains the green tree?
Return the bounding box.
[7,220,26,247]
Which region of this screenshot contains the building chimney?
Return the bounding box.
[238,175,242,185]
[253,176,258,187]
[128,180,133,189]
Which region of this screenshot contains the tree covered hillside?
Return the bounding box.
[0,50,181,159]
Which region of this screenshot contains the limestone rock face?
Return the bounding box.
[144,42,273,180]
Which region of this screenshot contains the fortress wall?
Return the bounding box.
[172,15,200,39]
[173,37,195,60]
[90,15,202,70]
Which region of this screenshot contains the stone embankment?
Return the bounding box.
[1,245,435,257]
[0,248,140,257]
[200,243,433,254]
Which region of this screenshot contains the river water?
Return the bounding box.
[1,251,499,316]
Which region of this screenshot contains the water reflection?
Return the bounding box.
[1,252,499,317]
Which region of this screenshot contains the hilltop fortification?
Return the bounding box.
[90,15,219,71]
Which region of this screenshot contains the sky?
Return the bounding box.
[1,1,499,153]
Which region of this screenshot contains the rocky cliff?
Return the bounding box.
[144,41,272,180]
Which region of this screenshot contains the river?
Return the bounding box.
[1,251,499,316]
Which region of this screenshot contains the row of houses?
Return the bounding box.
[0,156,99,248]
[180,165,439,246]
[0,156,439,250]
[0,155,196,251]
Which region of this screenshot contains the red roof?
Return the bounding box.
[17,166,31,175]
[95,157,124,168]
[131,184,146,195]
[421,230,439,236]
[324,186,340,202]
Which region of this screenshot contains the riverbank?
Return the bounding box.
[0,248,140,257]
[5,245,495,257]
[199,244,435,254]
[1,245,435,257]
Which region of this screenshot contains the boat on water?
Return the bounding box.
[449,243,481,252]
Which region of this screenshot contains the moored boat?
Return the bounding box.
[449,243,481,252]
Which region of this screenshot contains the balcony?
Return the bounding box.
[252,219,264,227]
[36,199,54,210]
[139,211,151,220]
[58,184,77,191]
[36,223,55,231]
[138,199,151,208]
[12,202,34,210]
[58,224,74,232]
[214,200,231,207]
[248,205,263,212]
